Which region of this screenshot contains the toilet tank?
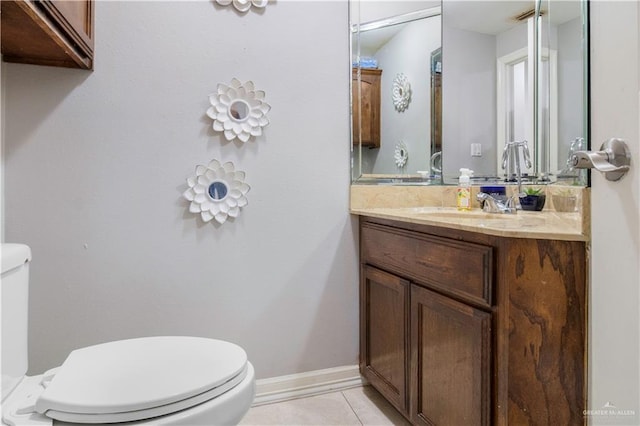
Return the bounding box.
[1,244,32,401]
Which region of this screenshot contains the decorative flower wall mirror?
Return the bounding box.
[392,73,412,112]
[207,78,271,143]
[183,160,250,225]
[215,0,267,13]
[394,141,408,169]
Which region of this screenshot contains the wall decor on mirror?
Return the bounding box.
[183,159,250,225]
[207,78,271,143]
[350,0,589,187]
[392,73,412,112]
[394,141,409,170]
[215,0,267,13]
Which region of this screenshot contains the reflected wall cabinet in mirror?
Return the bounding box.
[352,68,382,148]
[350,0,589,185]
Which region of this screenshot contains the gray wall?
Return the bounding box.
[557,17,584,171]
[442,25,497,178]
[2,1,358,378]
[363,16,441,175]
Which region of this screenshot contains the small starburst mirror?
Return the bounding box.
[207,78,271,143]
[183,160,250,225]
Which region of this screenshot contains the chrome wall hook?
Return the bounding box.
[571,138,631,181]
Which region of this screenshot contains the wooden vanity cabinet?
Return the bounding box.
[352,68,381,148]
[1,0,94,69]
[359,216,587,425]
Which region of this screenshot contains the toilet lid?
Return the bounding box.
[34,336,248,424]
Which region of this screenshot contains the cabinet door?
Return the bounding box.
[360,265,409,415]
[1,0,94,69]
[352,68,381,148]
[45,1,94,53]
[410,285,492,426]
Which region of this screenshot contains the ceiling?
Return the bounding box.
[444,1,582,35]
[355,0,583,54]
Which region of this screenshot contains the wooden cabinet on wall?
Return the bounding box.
[352,68,381,148]
[1,0,94,69]
[359,216,587,425]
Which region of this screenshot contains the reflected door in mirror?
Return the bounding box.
[352,68,382,148]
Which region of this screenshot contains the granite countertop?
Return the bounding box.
[350,206,587,241]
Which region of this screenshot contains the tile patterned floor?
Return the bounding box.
[239,386,410,425]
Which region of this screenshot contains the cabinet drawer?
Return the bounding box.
[361,222,493,308]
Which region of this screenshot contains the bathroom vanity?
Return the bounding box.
[353,199,588,425]
[349,0,591,421]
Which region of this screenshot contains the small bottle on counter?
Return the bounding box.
[457,168,473,211]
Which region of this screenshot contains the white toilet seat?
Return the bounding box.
[3,363,256,426]
[2,337,254,426]
[45,363,249,424]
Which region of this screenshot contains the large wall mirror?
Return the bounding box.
[350,0,589,186]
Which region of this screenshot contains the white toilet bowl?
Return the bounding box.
[2,337,255,426]
[1,245,255,426]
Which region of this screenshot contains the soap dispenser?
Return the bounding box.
[457,168,473,211]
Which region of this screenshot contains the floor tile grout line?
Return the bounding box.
[340,389,364,425]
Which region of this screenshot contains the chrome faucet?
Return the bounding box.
[476,192,519,214]
[477,140,531,214]
[502,140,532,184]
[430,151,442,177]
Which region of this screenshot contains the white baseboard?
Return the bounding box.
[252,365,365,407]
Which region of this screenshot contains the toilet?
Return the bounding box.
[1,244,255,426]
